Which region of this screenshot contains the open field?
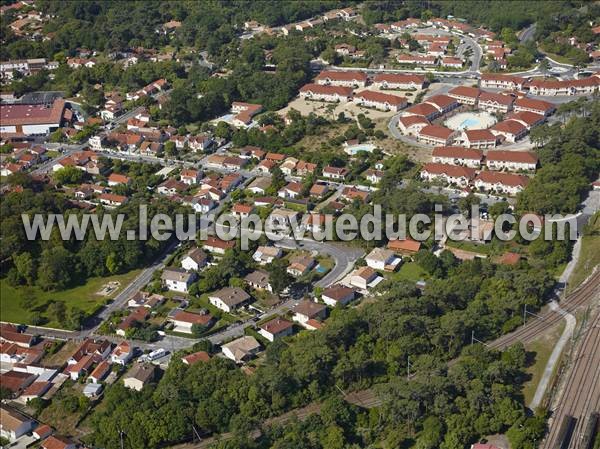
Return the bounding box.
[522,320,565,406]
[388,261,428,283]
[0,269,142,329]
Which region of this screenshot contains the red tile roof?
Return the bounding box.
[399,115,430,127]
[182,351,210,365]
[108,173,130,184]
[514,97,555,113]
[259,317,294,334]
[478,91,515,105]
[490,120,527,135]
[172,310,213,325]
[505,110,545,126]
[387,238,421,253]
[486,150,537,164]
[315,70,368,83]
[464,129,496,142]
[448,86,481,98]
[475,171,529,187]
[354,90,407,106]
[422,162,476,178]
[299,83,353,97]
[373,73,425,85]
[419,124,454,139]
[424,94,458,109]
[404,103,439,117]
[1,99,65,126]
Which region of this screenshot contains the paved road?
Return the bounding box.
[518,23,537,43]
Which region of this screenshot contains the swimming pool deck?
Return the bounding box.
[445,111,497,131]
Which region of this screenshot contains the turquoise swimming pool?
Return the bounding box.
[344,143,377,155]
[459,117,481,129]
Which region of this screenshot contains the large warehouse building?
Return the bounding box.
[0,99,66,137]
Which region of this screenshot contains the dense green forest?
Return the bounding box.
[518,100,600,215]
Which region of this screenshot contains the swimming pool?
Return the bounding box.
[344,143,377,155]
[315,264,328,274]
[458,117,481,129]
[444,111,497,131]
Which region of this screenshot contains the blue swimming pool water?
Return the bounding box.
[315,264,328,274]
[346,143,376,155]
[459,117,480,129]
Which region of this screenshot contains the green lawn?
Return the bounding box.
[389,261,428,283]
[0,269,142,329]
[522,321,565,407]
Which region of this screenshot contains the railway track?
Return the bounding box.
[542,310,600,449]
[490,271,600,350]
[173,271,600,448]
[345,271,600,410]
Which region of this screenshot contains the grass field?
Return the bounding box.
[522,321,565,407]
[0,269,142,329]
[389,261,428,283]
[569,212,600,290]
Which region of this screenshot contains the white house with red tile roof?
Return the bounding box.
[169,310,213,334]
[353,90,407,111]
[299,83,353,102]
[441,56,463,68]
[513,97,556,116]
[180,169,201,185]
[107,173,131,186]
[258,317,294,342]
[447,86,481,105]
[203,236,235,254]
[322,166,349,180]
[372,73,425,90]
[480,74,525,90]
[431,146,483,167]
[420,162,476,187]
[278,181,303,199]
[315,70,367,87]
[423,94,460,114]
[397,115,431,136]
[474,171,529,195]
[396,54,438,66]
[417,125,456,146]
[188,135,213,152]
[402,103,440,121]
[477,91,515,113]
[526,77,599,96]
[231,203,255,218]
[505,110,545,129]
[489,119,528,143]
[98,193,128,207]
[231,102,262,128]
[322,285,356,307]
[461,129,497,149]
[485,150,538,171]
[111,341,133,366]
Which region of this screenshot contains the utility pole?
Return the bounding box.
[471,330,490,347]
[523,305,545,326]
